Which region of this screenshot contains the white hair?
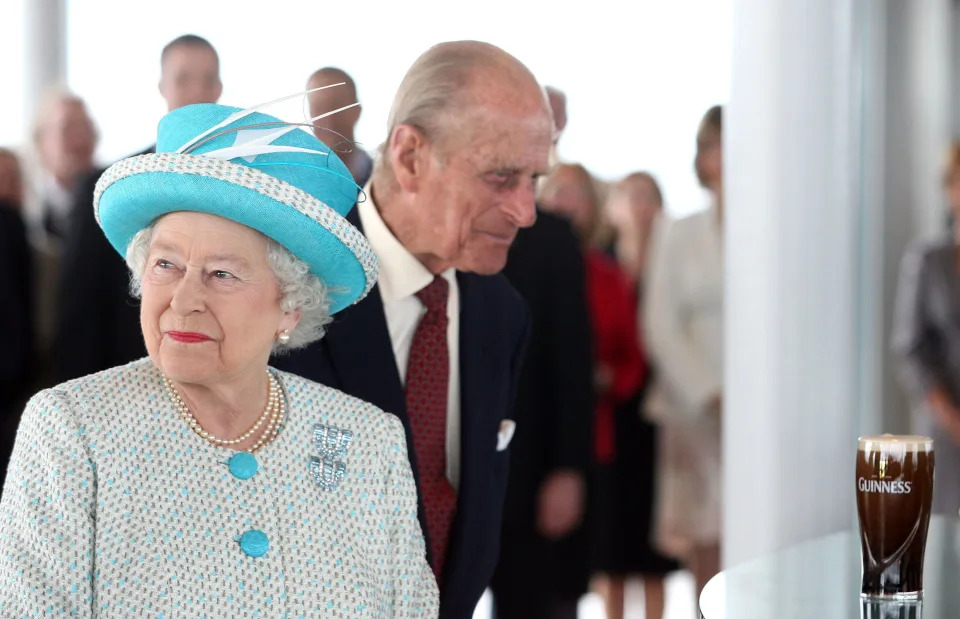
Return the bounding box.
[125,222,332,351]
[376,41,541,174]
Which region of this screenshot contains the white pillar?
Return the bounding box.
[724,0,862,567]
[724,0,955,568]
[22,0,66,141]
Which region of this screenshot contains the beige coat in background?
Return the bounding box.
[643,207,724,558]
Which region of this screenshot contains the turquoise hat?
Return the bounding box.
[93,102,377,314]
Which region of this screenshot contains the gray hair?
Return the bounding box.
[376,41,540,172]
[125,222,332,351]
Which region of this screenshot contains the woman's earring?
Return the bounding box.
[277,329,291,345]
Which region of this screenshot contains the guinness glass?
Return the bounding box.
[856,435,934,600]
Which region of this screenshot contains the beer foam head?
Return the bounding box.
[858,434,933,453]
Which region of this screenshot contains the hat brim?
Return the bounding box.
[95,153,377,315]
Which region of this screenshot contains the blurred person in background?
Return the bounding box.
[306,67,373,187]
[53,34,222,383]
[893,140,960,514]
[544,86,610,224]
[591,170,681,619]
[644,105,724,600]
[495,172,594,618]
[0,148,34,487]
[545,86,567,165]
[25,93,98,375]
[156,34,223,112]
[606,172,666,285]
[29,91,98,245]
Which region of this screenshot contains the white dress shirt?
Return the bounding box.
[357,190,462,490]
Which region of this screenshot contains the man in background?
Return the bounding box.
[545,86,566,165]
[306,67,373,187]
[30,92,98,245]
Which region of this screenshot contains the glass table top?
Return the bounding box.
[699,516,960,619]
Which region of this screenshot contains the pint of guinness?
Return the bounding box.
[856,435,934,600]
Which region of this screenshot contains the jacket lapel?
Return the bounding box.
[440,273,501,593]
[323,286,407,420]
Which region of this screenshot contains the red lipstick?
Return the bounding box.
[167,331,212,344]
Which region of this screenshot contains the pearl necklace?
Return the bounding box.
[248,389,286,453]
[163,370,284,450]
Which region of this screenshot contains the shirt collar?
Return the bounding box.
[357,184,454,304]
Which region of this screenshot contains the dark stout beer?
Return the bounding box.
[856,435,934,600]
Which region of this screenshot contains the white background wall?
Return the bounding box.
[724,0,862,568]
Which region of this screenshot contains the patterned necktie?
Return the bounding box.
[406,275,457,582]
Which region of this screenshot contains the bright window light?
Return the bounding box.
[65,0,731,216]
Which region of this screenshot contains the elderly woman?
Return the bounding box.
[644,105,724,600]
[0,102,438,616]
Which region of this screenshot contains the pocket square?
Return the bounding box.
[496,420,516,452]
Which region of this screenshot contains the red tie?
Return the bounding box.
[406,275,457,582]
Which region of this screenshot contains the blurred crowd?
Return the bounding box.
[6,31,959,619]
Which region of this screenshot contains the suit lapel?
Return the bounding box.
[323,286,407,420]
[441,273,500,591]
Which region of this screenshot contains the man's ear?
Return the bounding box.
[388,124,428,193]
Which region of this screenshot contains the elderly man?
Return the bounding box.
[31,92,98,244]
[53,34,222,382]
[306,67,373,187]
[275,41,553,618]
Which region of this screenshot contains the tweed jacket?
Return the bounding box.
[0,358,438,617]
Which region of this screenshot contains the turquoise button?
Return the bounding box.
[240,529,269,558]
[228,452,258,480]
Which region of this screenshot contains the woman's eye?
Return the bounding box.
[155,259,175,269]
[213,270,235,280]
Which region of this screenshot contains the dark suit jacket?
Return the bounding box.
[273,208,530,619]
[52,148,153,382]
[495,211,594,599]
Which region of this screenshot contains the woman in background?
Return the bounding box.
[601,171,681,619]
[893,140,960,514]
[644,105,724,599]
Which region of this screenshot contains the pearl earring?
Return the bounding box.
[277,329,291,345]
